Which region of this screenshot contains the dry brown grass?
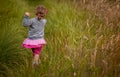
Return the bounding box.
[73,0,120,30]
[72,0,120,76]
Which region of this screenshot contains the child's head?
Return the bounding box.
[35,5,48,20]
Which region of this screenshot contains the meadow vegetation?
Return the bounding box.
[0,0,119,77]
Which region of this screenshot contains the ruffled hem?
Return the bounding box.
[22,38,46,48]
[22,44,43,48]
[23,38,46,45]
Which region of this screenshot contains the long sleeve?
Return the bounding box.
[23,15,33,27]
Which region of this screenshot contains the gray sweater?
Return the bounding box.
[23,15,47,40]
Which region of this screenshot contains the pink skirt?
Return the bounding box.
[22,38,46,48]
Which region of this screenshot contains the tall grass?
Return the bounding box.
[0,0,33,77]
[0,0,119,77]
[71,0,120,76]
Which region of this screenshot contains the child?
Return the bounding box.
[22,5,48,67]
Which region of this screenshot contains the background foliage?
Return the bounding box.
[0,0,119,77]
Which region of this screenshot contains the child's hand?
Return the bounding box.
[25,12,30,17]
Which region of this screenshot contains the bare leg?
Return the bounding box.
[33,54,39,64]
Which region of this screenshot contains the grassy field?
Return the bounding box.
[0,0,120,77]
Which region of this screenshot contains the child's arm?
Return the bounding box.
[23,12,33,26]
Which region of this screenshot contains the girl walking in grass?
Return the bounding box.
[22,5,48,67]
